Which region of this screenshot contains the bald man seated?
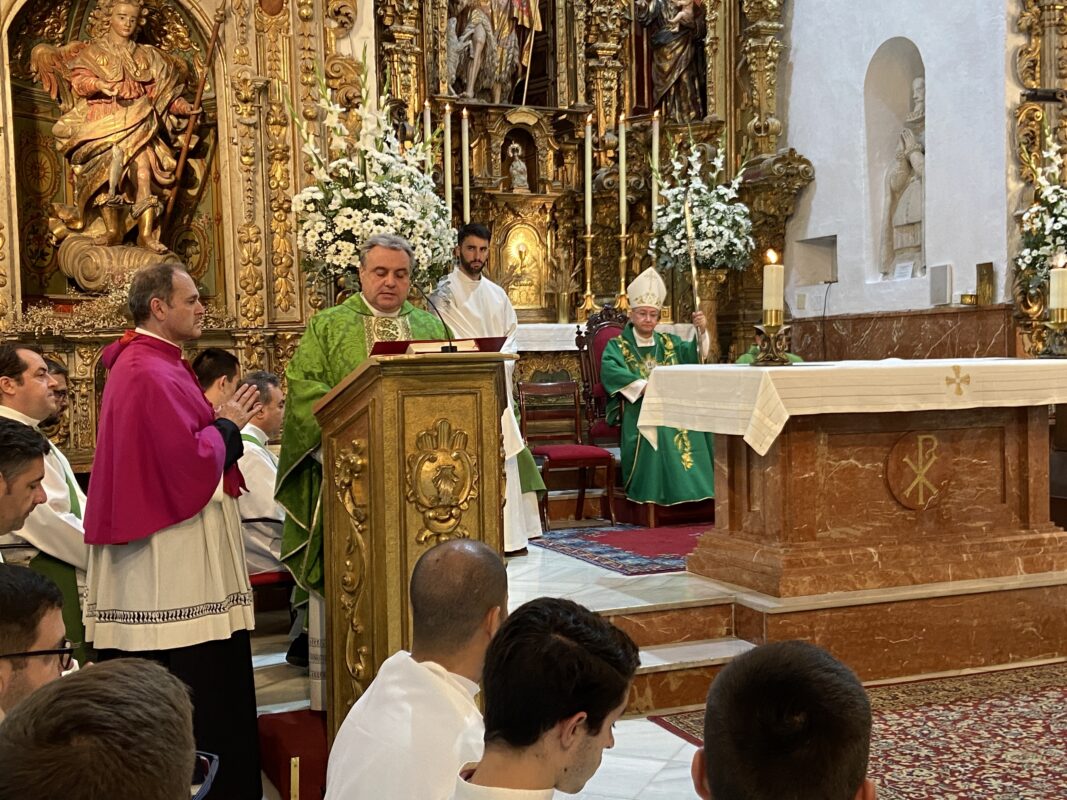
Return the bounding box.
[324,539,508,800]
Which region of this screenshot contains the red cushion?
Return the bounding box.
[250,570,295,588]
[592,325,624,364]
[531,444,614,461]
[258,710,327,800]
[592,382,608,400]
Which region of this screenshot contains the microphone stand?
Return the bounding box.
[412,283,459,352]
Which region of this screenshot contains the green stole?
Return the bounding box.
[28,444,90,662]
[275,294,447,601]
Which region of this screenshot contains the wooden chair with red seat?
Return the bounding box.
[518,380,616,529]
[575,304,629,446]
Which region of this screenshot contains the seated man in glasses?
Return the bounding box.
[0,564,68,721]
[0,657,197,800]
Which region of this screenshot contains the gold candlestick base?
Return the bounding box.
[1040,311,1067,357]
[752,321,793,366]
[577,232,598,322]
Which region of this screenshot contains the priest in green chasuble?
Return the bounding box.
[276,233,446,600]
[600,267,714,506]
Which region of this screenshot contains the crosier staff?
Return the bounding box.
[162,7,226,231]
[683,189,703,365]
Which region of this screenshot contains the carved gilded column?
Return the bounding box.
[586,0,631,135]
[0,222,9,329]
[739,0,784,159]
[378,0,422,124]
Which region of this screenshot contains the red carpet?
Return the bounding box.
[529,523,708,575]
[258,709,327,799]
[650,662,1067,799]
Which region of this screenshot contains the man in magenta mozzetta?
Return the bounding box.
[83,262,263,800]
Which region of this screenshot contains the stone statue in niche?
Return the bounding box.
[508,141,529,191]
[882,77,926,277]
[451,0,541,104]
[636,0,707,120]
[30,0,197,289]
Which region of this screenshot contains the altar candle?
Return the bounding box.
[763,249,784,312]
[584,114,593,231]
[423,100,433,175]
[461,108,470,224]
[1052,268,1067,310]
[651,110,660,227]
[443,104,453,220]
[618,113,627,232]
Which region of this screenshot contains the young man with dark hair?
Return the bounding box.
[192,347,241,409]
[692,640,876,800]
[430,222,544,555]
[235,371,286,576]
[0,419,50,536]
[0,564,66,721]
[0,657,196,800]
[84,263,263,799]
[0,345,88,655]
[326,539,508,800]
[452,596,639,798]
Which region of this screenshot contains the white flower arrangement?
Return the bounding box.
[649,142,753,273]
[1016,143,1067,294]
[291,65,455,294]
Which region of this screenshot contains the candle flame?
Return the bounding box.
[586,113,593,124]
[619,112,626,123]
[766,249,779,264]
[653,109,660,120]
[445,103,451,113]
[462,108,469,119]
[424,100,430,108]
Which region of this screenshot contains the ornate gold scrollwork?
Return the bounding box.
[334,441,371,702]
[406,419,479,545]
[0,222,8,326]
[740,0,784,158]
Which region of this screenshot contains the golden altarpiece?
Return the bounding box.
[0,0,812,468]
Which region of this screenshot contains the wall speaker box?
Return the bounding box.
[929,263,952,306]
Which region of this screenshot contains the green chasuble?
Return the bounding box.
[275,294,446,599]
[600,323,714,506]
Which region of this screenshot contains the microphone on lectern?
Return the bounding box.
[411,283,459,352]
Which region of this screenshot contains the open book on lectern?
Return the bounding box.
[369,336,508,356]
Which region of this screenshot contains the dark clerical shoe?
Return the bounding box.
[286,632,309,669]
[504,547,529,558]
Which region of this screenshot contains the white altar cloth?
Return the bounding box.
[637,358,1067,456]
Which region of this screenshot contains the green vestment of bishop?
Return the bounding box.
[275,294,446,599]
[600,323,714,506]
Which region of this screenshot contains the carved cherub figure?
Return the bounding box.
[667,0,695,31]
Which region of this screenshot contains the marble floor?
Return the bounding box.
[253,539,718,799]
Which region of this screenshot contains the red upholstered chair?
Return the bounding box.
[575,304,629,445]
[518,380,616,529]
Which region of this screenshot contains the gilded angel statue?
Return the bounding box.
[31,0,197,259]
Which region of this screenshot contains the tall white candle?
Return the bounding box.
[423,100,432,175]
[618,113,627,233]
[443,104,453,221]
[584,114,593,231]
[1052,250,1067,270]
[461,108,470,224]
[1052,268,1067,310]
[763,249,784,312]
[651,110,660,228]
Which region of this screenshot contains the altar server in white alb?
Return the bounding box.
[325,539,508,800]
[0,345,89,654]
[430,222,544,554]
[235,371,287,575]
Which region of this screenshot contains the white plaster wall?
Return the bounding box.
[781,1,1015,317]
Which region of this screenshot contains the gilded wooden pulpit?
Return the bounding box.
[314,352,511,741]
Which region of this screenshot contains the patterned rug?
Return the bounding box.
[650,662,1067,799]
[650,662,1067,798]
[529,523,707,575]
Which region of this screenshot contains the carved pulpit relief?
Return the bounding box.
[882,76,926,278]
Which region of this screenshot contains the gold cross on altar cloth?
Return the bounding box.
[945,365,971,396]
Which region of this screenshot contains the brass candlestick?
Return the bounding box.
[753,309,793,366]
[615,232,630,310]
[1041,307,1067,358]
[577,230,597,321]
